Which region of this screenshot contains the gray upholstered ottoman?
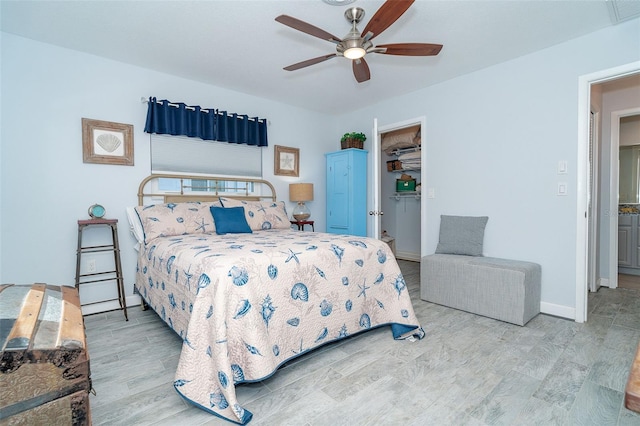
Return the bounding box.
[421,254,541,326]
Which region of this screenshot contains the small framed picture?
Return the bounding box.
[82,118,134,166]
[274,145,299,177]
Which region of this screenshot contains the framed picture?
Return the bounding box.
[274,145,299,177]
[82,118,134,166]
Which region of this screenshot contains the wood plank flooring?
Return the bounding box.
[84,261,640,425]
[619,274,640,291]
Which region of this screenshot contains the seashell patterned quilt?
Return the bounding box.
[135,229,424,424]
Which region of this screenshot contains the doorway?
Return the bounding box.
[371,117,427,261]
[578,62,640,323]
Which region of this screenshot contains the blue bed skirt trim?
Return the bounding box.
[391,323,425,340]
[174,386,254,425]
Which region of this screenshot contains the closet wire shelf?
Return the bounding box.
[391,192,421,200]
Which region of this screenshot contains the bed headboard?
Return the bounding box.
[137,173,277,206]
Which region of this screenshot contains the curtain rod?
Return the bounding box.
[141,96,269,123]
[141,96,214,112]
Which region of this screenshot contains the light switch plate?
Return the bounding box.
[558,160,568,174]
[557,182,568,196]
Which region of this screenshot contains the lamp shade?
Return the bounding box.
[289,183,314,202]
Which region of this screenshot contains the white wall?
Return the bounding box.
[3,18,639,318]
[0,33,336,311]
[337,18,640,316]
[0,30,4,278]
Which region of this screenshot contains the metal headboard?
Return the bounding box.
[137,173,277,206]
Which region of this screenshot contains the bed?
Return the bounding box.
[129,174,425,424]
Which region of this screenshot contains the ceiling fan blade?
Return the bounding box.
[352,58,370,83]
[275,15,342,43]
[283,54,338,71]
[375,43,443,56]
[360,0,415,40]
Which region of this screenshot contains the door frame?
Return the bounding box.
[372,116,427,258]
[609,106,640,288]
[577,60,640,323]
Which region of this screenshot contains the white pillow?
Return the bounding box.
[126,207,145,249]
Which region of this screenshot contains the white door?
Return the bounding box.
[369,118,382,239]
[588,110,600,292]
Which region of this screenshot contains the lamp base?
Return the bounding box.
[292,202,311,222]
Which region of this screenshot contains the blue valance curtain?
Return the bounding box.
[144,97,268,147]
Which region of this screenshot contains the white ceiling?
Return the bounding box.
[0,1,627,114]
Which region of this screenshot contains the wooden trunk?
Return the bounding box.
[626,342,640,413]
[0,284,92,425]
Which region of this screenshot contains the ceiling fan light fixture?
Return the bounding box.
[343,46,366,59]
[322,0,357,5]
[341,35,366,59]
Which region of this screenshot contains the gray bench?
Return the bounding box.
[420,254,541,326]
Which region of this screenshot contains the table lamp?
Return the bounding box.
[289,183,314,221]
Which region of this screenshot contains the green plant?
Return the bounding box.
[341,132,367,142]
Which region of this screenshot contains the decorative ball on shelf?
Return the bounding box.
[88,204,106,219]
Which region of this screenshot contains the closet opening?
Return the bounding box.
[379,123,422,262]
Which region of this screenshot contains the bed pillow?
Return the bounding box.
[134,201,219,244]
[126,207,145,249]
[435,215,488,256]
[219,198,290,231]
[210,206,253,235]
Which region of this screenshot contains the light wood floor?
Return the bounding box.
[84,261,640,425]
[619,274,640,291]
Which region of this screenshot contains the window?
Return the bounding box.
[151,134,262,197]
[156,177,255,195]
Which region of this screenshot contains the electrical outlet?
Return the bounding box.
[87,259,96,273]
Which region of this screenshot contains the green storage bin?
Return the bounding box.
[396,179,416,192]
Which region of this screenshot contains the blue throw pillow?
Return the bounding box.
[210,206,253,235]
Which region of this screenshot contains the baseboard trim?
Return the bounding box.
[396,251,420,262]
[599,278,611,288]
[540,301,575,320]
[81,294,142,316]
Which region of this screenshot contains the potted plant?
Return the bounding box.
[340,132,367,150]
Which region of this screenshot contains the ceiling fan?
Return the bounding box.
[275,0,442,83]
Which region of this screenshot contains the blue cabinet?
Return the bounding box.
[325,149,368,236]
